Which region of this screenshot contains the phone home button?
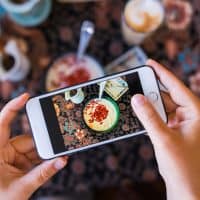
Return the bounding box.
[148,92,158,102]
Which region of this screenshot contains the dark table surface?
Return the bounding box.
[0,0,200,199]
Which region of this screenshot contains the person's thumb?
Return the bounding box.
[131,94,169,146]
[19,157,68,198]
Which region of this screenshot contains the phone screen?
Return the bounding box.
[40,72,144,154]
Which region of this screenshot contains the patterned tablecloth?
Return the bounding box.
[0,0,200,199]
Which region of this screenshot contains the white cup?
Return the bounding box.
[65,88,85,104]
[0,40,30,82]
[121,0,164,45]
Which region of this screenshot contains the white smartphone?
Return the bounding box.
[26,66,167,159]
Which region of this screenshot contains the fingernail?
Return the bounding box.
[147,58,153,62]
[132,94,146,107]
[54,158,66,170]
[64,156,69,160]
[147,58,153,63]
[20,93,30,99]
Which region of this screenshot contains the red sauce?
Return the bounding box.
[85,100,109,124]
[64,68,90,86]
[52,55,91,88]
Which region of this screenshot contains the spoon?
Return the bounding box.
[77,20,95,60]
[99,81,107,100]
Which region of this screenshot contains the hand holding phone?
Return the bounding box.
[132,60,200,200]
[0,94,68,200]
[26,65,167,159]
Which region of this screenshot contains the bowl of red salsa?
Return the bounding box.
[46,53,104,91]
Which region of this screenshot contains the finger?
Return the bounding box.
[0,93,30,147]
[19,157,68,197]
[15,150,42,170]
[31,158,42,165]
[14,152,33,171]
[167,118,179,129]
[131,94,175,147]
[26,149,40,161]
[147,59,198,108]
[10,134,35,154]
[167,112,179,129]
[161,92,177,113]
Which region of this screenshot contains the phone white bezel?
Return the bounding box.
[26,66,167,159]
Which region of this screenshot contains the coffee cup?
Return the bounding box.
[0,40,30,82]
[122,0,164,45]
[0,0,52,27]
[65,88,85,104]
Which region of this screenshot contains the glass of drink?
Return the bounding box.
[121,0,164,45]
